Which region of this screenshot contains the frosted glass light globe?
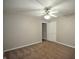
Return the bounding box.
[44,15,50,19]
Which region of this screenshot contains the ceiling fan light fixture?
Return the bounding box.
[44,15,51,19]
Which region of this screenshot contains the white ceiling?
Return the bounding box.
[4,0,75,17]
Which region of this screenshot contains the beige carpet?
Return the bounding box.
[4,41,75,59]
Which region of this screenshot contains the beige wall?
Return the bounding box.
[4,14,42,51]
[56,15,75,47]
[47,21,56,42]
[46,15,75,47]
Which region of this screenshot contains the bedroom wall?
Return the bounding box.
[56,15,75,47]
[46,14,75,47]
[47,21,56,42]
[3,14,42,51]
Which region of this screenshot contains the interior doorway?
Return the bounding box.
[42,23,47,41]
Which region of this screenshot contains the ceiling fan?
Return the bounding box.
[34,0,58,20]
[42,7,58,19]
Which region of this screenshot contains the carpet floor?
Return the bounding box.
[4,41,75,59]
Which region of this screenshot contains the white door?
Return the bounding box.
[47,22,56,42]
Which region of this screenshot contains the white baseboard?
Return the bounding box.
[4,41,42,52]
[4,40,74,52]
[47,40,75,48]
[55,41,75,48]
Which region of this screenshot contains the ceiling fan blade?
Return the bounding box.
[49,10,58,13]
[49,0,68,10]
[50,14,57,17]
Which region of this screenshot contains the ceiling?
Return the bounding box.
[4,0,75,17]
